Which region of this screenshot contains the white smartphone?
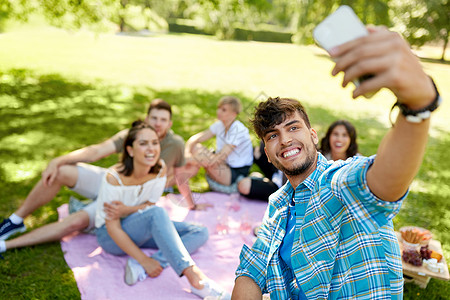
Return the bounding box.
[313,5,373,88]
[313,5,367,52]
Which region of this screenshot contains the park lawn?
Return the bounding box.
[0,27,449,299]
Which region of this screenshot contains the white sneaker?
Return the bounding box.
[124,258,147,286]
[190,279,231,300]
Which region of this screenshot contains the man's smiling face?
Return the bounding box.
[263,111,318,179]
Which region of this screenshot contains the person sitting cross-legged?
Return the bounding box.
[183,96,253,194]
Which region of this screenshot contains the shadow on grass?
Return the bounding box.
[0,68,449,299]
[418,56,450,65]
[313,49,449,65]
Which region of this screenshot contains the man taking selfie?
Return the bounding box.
[232,26,441,299]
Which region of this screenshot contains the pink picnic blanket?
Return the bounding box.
[58,192,268,300]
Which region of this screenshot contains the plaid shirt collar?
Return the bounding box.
[275,152,329,208]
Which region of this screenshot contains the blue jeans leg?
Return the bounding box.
[141,221,209,268]
[96,206,195,276]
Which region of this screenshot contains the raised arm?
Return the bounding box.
[208,144,236,166]
[42,129,127,186]
[331,27,437,201]
[185,129,215,156]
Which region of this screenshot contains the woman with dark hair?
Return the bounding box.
[94,121,230,299]
[319,120,359,161]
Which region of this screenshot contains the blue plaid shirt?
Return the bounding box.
[236,153,404,299]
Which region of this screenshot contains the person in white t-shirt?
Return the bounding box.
[184,96,253,192]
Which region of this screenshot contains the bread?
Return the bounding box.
[400,227,431,244]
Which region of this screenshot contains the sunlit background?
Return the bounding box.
[0,1,449,299]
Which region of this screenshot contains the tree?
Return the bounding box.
[0,0,36,31]
[187,0,271,39]
[341,0,391,26]
[392,0,449,61]
[39,0,107,28]
[0,0,168,33]
[271,0,391,44]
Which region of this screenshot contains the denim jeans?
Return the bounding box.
[96,205,209,276]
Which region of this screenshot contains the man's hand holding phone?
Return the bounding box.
[313,6,435,105]
[330,26,435,108]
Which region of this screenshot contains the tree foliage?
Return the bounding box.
[0,0,35,30]
[0,0,169,33]
[39,0,117,30]
[1,0,448,60]
[392,0,449,60]
[270,0,391,44]
[169,0,272,39]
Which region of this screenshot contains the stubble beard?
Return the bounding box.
[271,144,317,176]
[157,128,168,140]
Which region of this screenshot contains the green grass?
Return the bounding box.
[0,27,449,299]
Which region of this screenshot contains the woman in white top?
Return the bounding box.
[319,120,360,161]
[95,121,230,299]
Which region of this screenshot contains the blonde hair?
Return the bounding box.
[218,96,242,114]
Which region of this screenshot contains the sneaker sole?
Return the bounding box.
[0,226,26,240]
[124,261,138,286]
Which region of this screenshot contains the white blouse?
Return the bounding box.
[95,163,167,228]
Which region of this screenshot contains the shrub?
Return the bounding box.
[233,26,293,43]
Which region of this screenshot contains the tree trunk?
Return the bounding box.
[119,0,128,33]
[441,32,448,61]
[120,19,125,32]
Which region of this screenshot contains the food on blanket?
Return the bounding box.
[430,250,443,262]
[423,258,445,273]
[420,245,432,260]
[400,227,431,245]
[402,249,423,266]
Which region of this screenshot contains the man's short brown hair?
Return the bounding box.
[147,98,172,119]
[251,97,311,140]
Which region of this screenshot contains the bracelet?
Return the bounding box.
[390,77,442,124]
